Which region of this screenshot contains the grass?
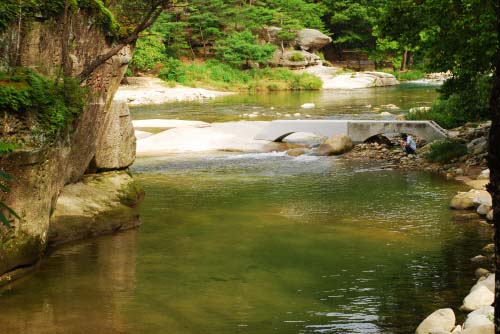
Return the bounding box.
[423,139,468,164]
[158,59,322,91]
[381,70,427,81]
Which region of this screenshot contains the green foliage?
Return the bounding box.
[0,142,18,154]
[0,0,121,36]
[0,171,20,228]
[407,74,491,129]
[158,58,186,83]
[79,0,120,37]
[382,70,426,81]
[158,60,322,91]
[0,68,85,141]
[423,140,468,164]
[129,35,167,73]
[289,52,305,62]
[213,30,276,68]
[322,0,382,51]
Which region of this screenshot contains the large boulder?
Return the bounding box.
[463,306,494,331]
[269,49,322,68]
[295,28,332,51]
[415,308,455,334]
[283,132,325,147]
[450,192,475,210]
[461,285,494,311]
[323,72,399,89]
[94,102,136,170]
[450,190,492,210]
[318,134,353,156]
[470,274,495,294]
[461,325,494,334]
[467,137,488,155]
[48,171,144,246]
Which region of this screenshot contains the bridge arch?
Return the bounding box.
[347,121,446,143]
[254,120,447,143]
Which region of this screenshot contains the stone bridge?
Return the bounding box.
[254,120,448,143]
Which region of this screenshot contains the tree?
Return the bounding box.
[488,3,500,333]
[322,0,382,55]
[213,30,275,68]
[77,0,178,82]
[377,0,497,126]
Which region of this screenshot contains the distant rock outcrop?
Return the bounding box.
[295,29,332,52]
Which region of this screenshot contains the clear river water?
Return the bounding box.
[0,83,492,334]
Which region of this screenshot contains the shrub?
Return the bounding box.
[289,52,305,62]
[157,59,322,91]
[214,30,276,68]
[0,142,17,154]
[423,139,468,164]
[408,74,492,129]
[129,35,167,73]
[382,70,427,81]
[0,68,85,141]
[158,58,187,83]
[289,73,323,90]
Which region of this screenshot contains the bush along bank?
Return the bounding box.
[151,59,323,92]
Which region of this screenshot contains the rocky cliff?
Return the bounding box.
[0,9,142,283]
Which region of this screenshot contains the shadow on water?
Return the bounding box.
[376,222,492,333]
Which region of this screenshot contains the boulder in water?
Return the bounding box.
[461,285,494,311]
[283,132,325,146]
[463,306,494,330]
[415,308,455,334]
[318,134,353,156]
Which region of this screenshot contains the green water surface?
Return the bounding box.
[130,83,439,123]
[0,154,491,334]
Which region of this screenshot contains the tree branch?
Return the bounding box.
[76,2,167,83]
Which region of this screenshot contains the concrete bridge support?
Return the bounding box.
[254,120,448,143]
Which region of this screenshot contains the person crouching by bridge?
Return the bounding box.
[400,133,417,155]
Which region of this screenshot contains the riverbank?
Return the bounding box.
[116,67,403,106]
[114,77,236,105]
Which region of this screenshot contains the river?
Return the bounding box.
[0,84,491,334]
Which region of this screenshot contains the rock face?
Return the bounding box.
[261,27,331,52]
[415,308,455,334]
[323,72,399,89]
[93,102,136,170]
[49,171,144,246]
[0,12,137,280]
[318,134,353,155]
[295,29,332,51]
[270,49,322,68]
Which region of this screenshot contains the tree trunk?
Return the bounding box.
[489,3,500,334]
[400,50,408,71]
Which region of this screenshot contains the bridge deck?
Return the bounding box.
[254,120,448,143]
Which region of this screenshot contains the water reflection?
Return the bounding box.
[130,83,439,123]
[0,155,491,334]
[0,230,139,334]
